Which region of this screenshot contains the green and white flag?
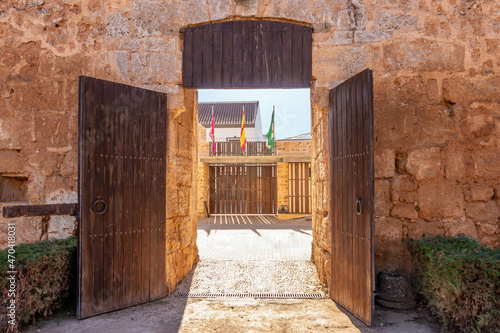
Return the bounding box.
[266,107,275,153]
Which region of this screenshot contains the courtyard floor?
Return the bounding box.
[24,216,441,333]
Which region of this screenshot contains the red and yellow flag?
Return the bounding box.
[209,106,216,153]
[240,106,246,153]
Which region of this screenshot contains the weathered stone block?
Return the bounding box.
[466,201,499,222]
[374,149,395,178]
[375,217,402,240]
[133,1,183,36]
[442,76,500,104]
[470,186,494,202]
[375,179,391,217]
[209,0,232,20]
[235,0,259,16]
[391,203,418,220]
[474,150,500,180]
[0,151,27,175]
[406,147,442,181]
[182,0,209,24]
[131,52,181,84]
[391,176,417,193]
[383,39,465,72]
[373,105,418,149]
[374,12,418,30]
[461,114,495,138]
[444,150,466,182]
[445,220,478,239]
[417,183,464,219]
[407,220,444,239]
[354,30,393,43]
[374,217,413,274]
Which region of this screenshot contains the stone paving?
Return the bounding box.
[197,223,312,261]
[25,215,441,333]
[186,215,323,296]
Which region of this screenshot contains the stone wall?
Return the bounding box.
[276,140,311,156]
[1,0,499,295]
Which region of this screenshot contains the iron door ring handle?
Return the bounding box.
[356,198,363,215]
[92,199,107,215]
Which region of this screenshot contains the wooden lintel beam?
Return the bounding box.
[2,203,78,218]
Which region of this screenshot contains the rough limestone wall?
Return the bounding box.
[0,1,198,292]
[276,140,311,156]
[308,0,500,283]
[2,0,500,294]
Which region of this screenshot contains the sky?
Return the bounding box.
[198,89,311,140]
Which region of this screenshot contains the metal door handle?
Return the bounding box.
[355,198,363,215]
[92,199,107,215]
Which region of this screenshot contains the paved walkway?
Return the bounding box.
[25,216,441,333]
[197,224,312,261]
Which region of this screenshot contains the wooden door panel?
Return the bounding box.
[329,69,374,326]
[78,77,167,319]
[209,165,277,214]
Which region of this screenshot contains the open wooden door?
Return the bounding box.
[329,69,374,326]
[77,77,167,318]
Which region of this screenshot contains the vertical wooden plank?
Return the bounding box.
[212,23,223,87]
[158,92,167,299]
[262,22,274,87]
[222,22,233,87]
[78,77,95,318]
[292,25,303,86]
[140,90,151,302]
[203,24,213,88]
[112,85,125,310]
[282,23,292,87]
[122,84,134,308]
[232,21,243,87]
[148,91,158,301]
[193,27,203,88]
[182,28,194,87]
[305,162,310,214]
[131,86,143,304]
[92,78,106,315]
[295,163,300,214]
[102,80,115,311]
[272,22,283,87]
[209,166,215,214]
[302,27,312,88]
[366,69,375,326]
[242,21,254,87]
[253,21,265,88]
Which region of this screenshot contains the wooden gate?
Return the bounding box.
[209,165,277,214]
[288,162,311,214]
[329,69,374,326]
[78,77,167,318]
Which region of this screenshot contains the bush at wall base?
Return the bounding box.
[0,237,77,332]
[408,235,499,333]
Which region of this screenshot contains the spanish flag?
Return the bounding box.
[209,106,216,153]
[240,106,246,153]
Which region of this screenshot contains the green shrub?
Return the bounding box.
[408,235,500,332]
[0,237,77,332]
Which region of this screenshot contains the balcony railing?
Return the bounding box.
[209,141,276,156]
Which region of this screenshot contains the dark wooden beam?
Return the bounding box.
[2,203,78,218]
